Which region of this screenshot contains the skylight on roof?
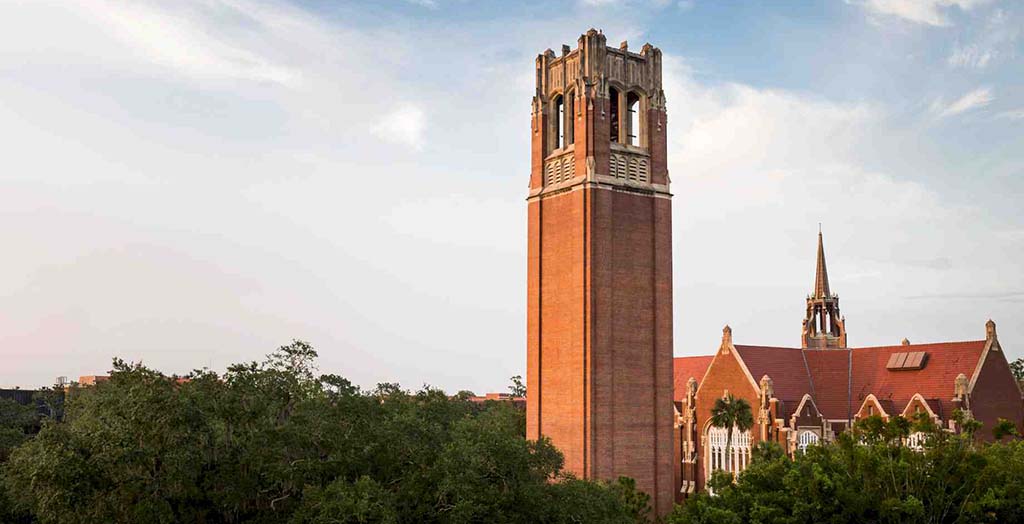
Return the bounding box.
[885,351,928,371]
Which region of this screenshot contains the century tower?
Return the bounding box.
[525,30,674,516]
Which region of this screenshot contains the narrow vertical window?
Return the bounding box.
[565,93,574,145]
[609,87,619,143]
[627,92,640,146]
[554,95,564,150]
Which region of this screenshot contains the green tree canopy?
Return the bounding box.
[709,394,754,475]
[670,423,1024,524]
[1,342,645,524]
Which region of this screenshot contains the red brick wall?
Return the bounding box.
[970,343,1024,439]
[526,190,586,474]
[527,39,674,516]
[692,347,761,489]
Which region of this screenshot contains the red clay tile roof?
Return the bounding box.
[673,356,714,400]
[851,341,985,420]
[732,346,811,403]
[805,350,854,420]
[682,340,988,421]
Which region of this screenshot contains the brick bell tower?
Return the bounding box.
[526,30,674,516]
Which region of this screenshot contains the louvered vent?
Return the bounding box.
[544,154,576,186]
[610,152,649,183]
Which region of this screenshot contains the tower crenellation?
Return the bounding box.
[530,30,668,194]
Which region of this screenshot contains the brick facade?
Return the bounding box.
[523,32,1023,512]
[526,30,674,517]
[673,235,1024,500]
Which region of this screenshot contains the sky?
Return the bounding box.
[0,0,1021,393]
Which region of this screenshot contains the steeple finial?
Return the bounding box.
[813,229,830,298]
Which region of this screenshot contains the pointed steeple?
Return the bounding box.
[802,227,847,350]
[813,228,830,299]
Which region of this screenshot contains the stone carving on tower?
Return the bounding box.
[802,230,848,349]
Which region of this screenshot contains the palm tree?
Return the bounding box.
[709,393,754,477]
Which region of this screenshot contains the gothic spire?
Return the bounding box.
[802,227,847,349]
[813,229,830,299]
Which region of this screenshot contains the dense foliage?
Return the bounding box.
[2,344,1023,524]
[0,342,645,524]
[1011,357,1024,382]
[670,413,1024,524]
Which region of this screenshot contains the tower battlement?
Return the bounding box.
[534,29,664,106]
[529,31,669,201]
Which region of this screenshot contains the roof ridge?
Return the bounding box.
[733,344,802,351]
[852,340,985,350]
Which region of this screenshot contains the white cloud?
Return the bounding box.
[996,109,1024,120]
[657,54,1018,353]
[0,0,1021,392]
[930,87,994,118]
[371,104,427,151]
[853,0,990,27]
[406,0,438,8]
[83,0,302,86]
[948,43,994,67]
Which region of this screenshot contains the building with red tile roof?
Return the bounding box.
[673,232,1024,500]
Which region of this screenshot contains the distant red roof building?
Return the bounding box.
[673,232,1024,499]
[465,392,526,409]
[77,375,109,386]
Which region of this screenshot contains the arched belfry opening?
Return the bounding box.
[608,86,620,143]
[626,91,641,146]
[552,94,564,151]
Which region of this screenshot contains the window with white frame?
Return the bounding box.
[706,426,752,481]
[907,431,927,451]
[797,430,820,453]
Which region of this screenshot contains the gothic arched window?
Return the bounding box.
[705,425,752,486]
[797,430,820,453]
